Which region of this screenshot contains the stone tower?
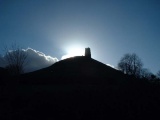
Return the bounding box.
[85,48,91,58]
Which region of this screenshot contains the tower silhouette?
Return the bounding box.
[85,48,91,58]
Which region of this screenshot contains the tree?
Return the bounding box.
[140,68,152,79]
[3,44,28,75]
[118,53,143,77]
[157,70,160,79]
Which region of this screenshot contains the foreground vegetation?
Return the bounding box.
[1,56,160,120]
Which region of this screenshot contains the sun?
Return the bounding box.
[61,45,84,60]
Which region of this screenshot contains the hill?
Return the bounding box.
[20,56,125,84]
[0,67,8,82]
[1,56,160,120]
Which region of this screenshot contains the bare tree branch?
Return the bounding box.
[118,53,143,77]
[3,44,28,76]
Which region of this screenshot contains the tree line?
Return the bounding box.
[117,53,160,80]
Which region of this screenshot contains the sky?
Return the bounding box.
[0,0,160,73]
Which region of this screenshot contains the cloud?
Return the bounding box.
[106,64,118,70]
[0,48,58,73]
[106,64,120,71]
[24,48,58,72]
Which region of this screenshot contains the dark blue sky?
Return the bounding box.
[0,0,160,73]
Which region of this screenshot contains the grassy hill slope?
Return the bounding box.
[21,56,125,84]
[1,56,160,120]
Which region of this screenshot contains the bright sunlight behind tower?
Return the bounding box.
[61,45,84,60]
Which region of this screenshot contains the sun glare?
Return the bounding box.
[61,46,84,60]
